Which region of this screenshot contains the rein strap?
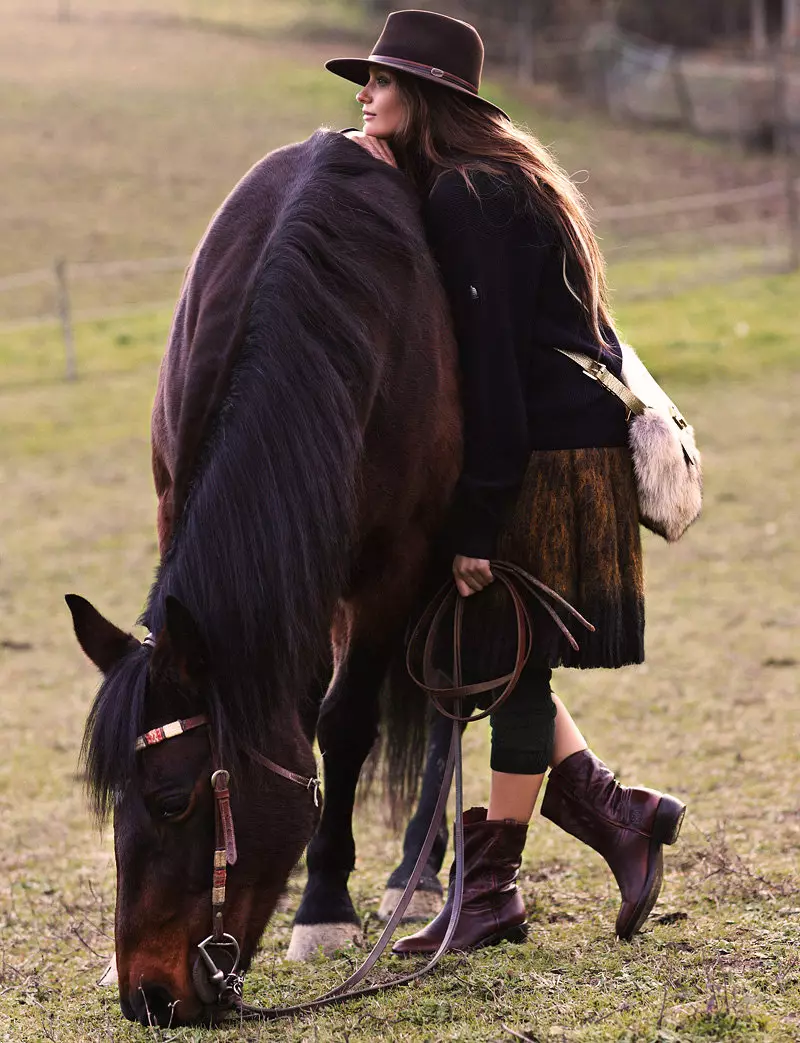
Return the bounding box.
[224,560,593,1019]
[133,564,591,1018]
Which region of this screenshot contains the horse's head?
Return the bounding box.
[67,594,319,1026]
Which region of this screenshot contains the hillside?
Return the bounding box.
[1,0,786,287]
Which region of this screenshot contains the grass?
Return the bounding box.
[1,274,798,1043]
[2,2,800,1040]
[2,268,798,401]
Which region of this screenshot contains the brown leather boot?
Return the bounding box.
[391,807,529,956]
[540,749,686,940]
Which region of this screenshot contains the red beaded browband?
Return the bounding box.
[135,714,209,751]
[134,632,320,803]
[134,635,210,750]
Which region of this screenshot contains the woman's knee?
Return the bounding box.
[490,668,555,775]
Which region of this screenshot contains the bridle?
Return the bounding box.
[135,634,321,1004]
[131,565,591,1020]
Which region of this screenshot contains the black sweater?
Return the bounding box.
[422,170,628,560]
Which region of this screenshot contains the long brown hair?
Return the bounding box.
[390,74,615,349]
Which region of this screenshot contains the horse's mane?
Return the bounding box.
[83,131,434,816]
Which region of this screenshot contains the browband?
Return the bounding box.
[135,714,209,751]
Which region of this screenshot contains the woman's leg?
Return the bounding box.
[487,665,554,822]
[540,694,687,939]
[550,692,588,767]
[487,693,591,820]
[393,664,553,954]
[487,770,544,823]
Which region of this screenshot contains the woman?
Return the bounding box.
[326,10,686,954]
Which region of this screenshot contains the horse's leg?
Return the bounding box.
[287,638,391,960]
[378,708,451,922]
[378,701,477,922]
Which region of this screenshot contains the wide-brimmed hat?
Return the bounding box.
[325,9,509,121]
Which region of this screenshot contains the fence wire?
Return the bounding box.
[2,175,798,382]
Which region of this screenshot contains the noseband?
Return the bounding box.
[134,636,321,1002]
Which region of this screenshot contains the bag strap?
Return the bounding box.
[556,348,699,466]
[555,348,647,416]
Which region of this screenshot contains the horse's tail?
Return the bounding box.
[363,651,430,829]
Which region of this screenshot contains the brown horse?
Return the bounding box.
[67,130,461,1027]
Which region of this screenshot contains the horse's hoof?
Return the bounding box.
[286,922,360,961]
[377,887,443,924]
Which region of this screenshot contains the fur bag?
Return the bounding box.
[556,345,702,542]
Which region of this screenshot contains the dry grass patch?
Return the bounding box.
[1,277,798,1040]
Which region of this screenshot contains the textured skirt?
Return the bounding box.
[460,446,645,674]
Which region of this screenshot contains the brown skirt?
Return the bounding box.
[461,446,645,674]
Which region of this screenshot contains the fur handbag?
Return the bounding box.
[556,345,702,542]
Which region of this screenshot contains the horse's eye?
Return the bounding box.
[155,793,193,821]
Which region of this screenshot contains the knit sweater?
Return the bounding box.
[422,169,629,560]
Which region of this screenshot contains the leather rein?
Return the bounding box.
[133,562,593,1019]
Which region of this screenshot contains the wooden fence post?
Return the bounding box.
[752,0,768,56]
[783,0,799,52]
[671,52,695,132]
[773,53,800,270]
[54,258,77,381]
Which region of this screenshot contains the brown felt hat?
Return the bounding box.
[325,9,509,121]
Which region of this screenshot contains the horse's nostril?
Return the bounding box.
[131,983,178,1027]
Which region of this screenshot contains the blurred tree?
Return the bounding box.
[352,0,798,52]
[616,0,751,48]
[785,0,800,47]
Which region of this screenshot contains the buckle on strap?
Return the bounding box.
[582,358,609,381]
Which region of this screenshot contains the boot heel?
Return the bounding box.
[504,921,529,944]
[653,795,686,846]
[478,920,529,949]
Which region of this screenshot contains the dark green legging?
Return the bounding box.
[489,665,556,775]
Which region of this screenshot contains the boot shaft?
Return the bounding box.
[448,807,528,898]
[392,807,529,956]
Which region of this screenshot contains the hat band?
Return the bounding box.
[368,54,478,95]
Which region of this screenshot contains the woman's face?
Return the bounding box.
[356,65,406,139]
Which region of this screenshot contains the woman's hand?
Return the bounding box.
[343,130,397,167]
[453,555,494,598]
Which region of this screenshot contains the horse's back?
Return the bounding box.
[152,137,322,550]
[151,130,460,559]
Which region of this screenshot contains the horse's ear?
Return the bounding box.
[160,595,208,682]
[65,594,139,674]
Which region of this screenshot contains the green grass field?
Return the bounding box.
[2,279,798,1043]
[2,2,799,1041]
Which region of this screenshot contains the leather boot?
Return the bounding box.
[392,807,529,956]
[540,749,686,940]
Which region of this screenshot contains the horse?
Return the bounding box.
[67,129,462,1027]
